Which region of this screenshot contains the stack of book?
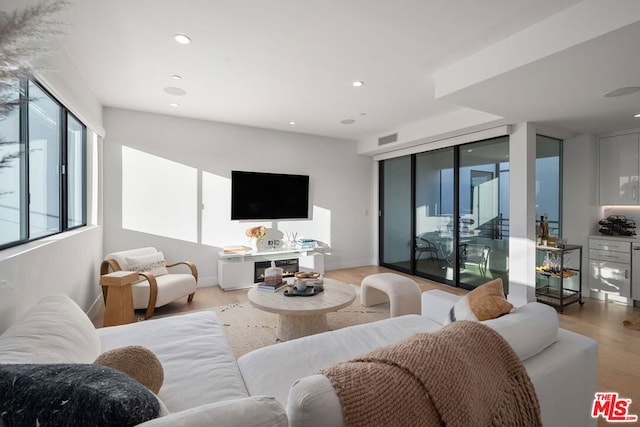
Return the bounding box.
[256,281,286,292]
[222,246,248,254]
[296,239,317,250]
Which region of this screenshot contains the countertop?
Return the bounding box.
[588,234,638,241]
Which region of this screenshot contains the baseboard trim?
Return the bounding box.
[197,275,217,287]
[86,293,103,321]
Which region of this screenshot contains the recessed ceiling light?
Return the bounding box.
[603,87,640,97]
[173,34,191,45]
[340,119,356,125]
[171,74,182,80]
[289,121,296,125]
[164,86,186,96]
[352,81,364,87]
[635,113,640,118]
[169,102,180,107]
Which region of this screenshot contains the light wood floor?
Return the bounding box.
[92,265,640,422]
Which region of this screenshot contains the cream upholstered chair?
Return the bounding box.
[100,247,197,319]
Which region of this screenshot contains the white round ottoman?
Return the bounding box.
[360,273,421,317]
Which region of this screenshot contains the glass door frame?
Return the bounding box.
[378,149,464,288]
[378,157,415,276]
[379,137,508,292]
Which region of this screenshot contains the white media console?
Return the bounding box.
[217,247,325,291]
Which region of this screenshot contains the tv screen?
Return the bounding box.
[231,170,310,220]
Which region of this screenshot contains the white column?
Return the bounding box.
[508,123,537,306]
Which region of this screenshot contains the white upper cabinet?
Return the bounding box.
[599,133,640,205]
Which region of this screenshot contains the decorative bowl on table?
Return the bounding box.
[294,272,320,279]
[296,272,323,291]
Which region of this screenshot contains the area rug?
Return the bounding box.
[214,286,389,358]
[623,319,640,331]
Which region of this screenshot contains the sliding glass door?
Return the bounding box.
[379,156,412,272]
[380,137,510,291]
[458,138,509,289]
[414,148,455,283]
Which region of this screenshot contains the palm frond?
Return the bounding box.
[0,0,70,120]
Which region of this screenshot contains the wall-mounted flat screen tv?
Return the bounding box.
[231,170,310,220]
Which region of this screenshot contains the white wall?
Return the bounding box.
[37,49,105,137]
[0,226,104,333]
[507,123,537,305]
[563,134,601,247]
[102,108,373,285]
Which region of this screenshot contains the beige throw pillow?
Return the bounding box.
[445,278,513,324]
[94,345,165,394]
[125,252,169,277]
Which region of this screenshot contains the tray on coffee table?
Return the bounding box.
[284,286,323,297]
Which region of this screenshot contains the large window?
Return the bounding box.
[0,79,86,249]
[380,136,510,291]
[536,135,562,237]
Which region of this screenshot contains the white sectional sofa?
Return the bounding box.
[0,291,598,426]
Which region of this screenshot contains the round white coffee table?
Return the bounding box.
[247,278,356,341]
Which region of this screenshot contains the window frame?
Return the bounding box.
[0,78,87,250]
[64,111,88,231]
[535,134,563,238]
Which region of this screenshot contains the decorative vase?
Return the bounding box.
[251,238,262,252]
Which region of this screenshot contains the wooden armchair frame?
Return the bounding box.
[100,259,197,320]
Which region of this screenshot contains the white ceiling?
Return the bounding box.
[8,0,640,141]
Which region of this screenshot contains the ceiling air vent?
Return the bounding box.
[378,133,398,145]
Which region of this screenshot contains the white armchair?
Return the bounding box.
[100,247,197,319]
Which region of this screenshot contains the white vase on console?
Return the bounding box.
[251,238,263,252]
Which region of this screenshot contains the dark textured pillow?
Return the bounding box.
[446,278,513,323]
[94,346,164,394]
[0,364,160,427]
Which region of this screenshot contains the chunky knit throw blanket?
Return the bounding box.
[321,321,542,427]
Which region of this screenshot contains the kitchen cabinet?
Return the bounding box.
[599,132,640,205]
[535,244,583,313]
[588,237,631,298]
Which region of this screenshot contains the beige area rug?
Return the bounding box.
[214,286,389,358]
[623,319,640,331]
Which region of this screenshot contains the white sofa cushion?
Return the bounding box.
[0,294,101,364]
[421,290,558,361]
[238,314,442,407]
[97,310,248,413]
[483,301,558,361]
[137,396,288,427]
[421,289,461,323]
[132,273,197,309]
[287,374,344,427]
